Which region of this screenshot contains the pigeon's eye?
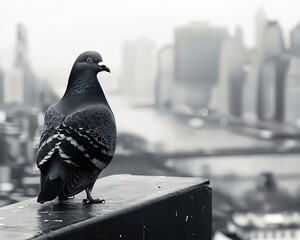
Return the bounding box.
[86,57,93,63]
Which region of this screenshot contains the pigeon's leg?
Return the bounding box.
[82,189,105,204]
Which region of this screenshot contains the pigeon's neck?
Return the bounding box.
[63,68,108,103]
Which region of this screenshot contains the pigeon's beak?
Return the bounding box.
[98,64,110,73]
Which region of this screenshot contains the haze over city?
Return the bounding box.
[1,0,300,94]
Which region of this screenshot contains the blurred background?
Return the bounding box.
[0,0,300,239]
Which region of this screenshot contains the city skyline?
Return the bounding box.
[0,4,299,236]
[1,1,300,95]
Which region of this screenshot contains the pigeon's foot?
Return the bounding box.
[82,198,105,205]
[82,189,105,204]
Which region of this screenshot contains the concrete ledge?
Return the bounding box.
[0,174,211,240]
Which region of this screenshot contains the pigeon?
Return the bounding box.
[36,51,116,204]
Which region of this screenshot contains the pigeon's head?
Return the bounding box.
[73,51,110,74]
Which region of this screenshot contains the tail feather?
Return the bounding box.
[58,167,99,200]
[37,151,69,203]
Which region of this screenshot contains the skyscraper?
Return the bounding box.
[5,24,39,108]
[242,9,268,121]
[255,8,268,63]
[284,24,300,125]
[16,24,40,108]
[257,21,287,121]
[263,21,284,57]
[4,68,24,104]
[174,22,228,109]
[0,68,4,106]
[119,38,156,105]
[155,45,174,109]
[229,66,247,117]
[211,26,249,115]
[257,56,290,122]
[290,24,300,56]
[284,56,300,125]
[15,24,28,69]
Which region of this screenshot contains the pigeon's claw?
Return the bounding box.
[82,198,105,205]
[82,189,105,204]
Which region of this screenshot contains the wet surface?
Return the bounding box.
[0,174,208,240]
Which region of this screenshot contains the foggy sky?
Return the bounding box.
[0,0,300,95]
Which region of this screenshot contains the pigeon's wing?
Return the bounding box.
[57,105,117,170]
[37,104,65,168]
[56,105,117,199]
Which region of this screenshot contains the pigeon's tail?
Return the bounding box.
[37,151,69,203]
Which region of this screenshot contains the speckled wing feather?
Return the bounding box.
[37,104,116,172]
[36,105,65,168]
[57,105,117,170]
[37,104,116,199]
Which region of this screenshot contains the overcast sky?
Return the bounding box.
[1,0,300,94]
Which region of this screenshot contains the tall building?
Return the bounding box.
[285,56,300,125]
[119,38,156,105]
[211,26,249,115]
[4,24,40,108]
[174,22,228,110]
[15,24,29,69]
[155,45,174,109]
[257,56,290,122]
[4,68,24,104]
[242,9,269,121]
[255,8,268,63]
[290,24,300,56]
[228,66,247,117]
[241,52,257,122]
[256,21,286,121]
[0,68,4,106]
[284,24,300,125]
[16,24,40,108]
[263,21,284,57]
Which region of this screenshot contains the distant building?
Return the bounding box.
[257,56,290,122]
[119,38,156,106]
[16,24,40,108]
[155,45,174,109]
[284,56,300,125]
[228,66,247,117]
[242,9,268,121]
[3,24,49,109]
[242,52,257,122]
[15,24,29,69]
[5,24,27,105]
[263,21,285,57]
[284,24,300,125]
[255,8,268,63]
[211,26,249,115]
[174,22,228,110]
[4,68,24,104]
[0,68,4,106]
[290,24,300,56]
[244,16,286,122]
[256,21,287,122]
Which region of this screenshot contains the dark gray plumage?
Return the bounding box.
[36,51,116,204]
